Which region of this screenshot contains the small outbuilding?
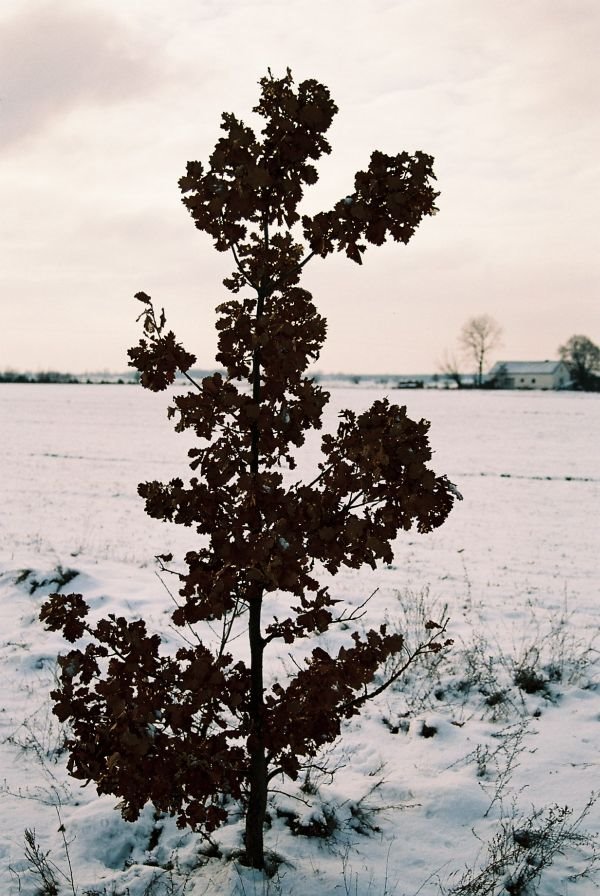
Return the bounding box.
[487,360,571,390]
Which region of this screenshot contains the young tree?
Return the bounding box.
[558,334,600,390]
[40,70,457,871]
[460,314,502,386]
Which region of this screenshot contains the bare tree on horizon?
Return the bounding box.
[460,314,502,386]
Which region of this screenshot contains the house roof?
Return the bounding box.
[488,360,567,376]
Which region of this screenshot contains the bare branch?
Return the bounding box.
[342,618,452,714]
[333,588,379,625]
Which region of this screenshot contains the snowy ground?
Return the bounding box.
[1,383,599,895]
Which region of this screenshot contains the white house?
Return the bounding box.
[487,360,571,390]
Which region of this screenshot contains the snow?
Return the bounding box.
[1,383,599,895]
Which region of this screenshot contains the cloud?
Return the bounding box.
[0,2,164,148]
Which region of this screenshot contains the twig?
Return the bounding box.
[55,804,77,896]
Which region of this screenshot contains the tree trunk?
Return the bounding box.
[244,283,268,869]
[244,595,267,868]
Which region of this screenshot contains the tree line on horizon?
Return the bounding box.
[440,317,600,391]
[0,370,124,384]
[0,370,82,383]
[3,329,599,391]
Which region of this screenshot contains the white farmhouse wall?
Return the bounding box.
[488,361,571,390]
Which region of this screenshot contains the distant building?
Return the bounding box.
[487,361,571,390]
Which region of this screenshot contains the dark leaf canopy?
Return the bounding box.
[41,70,453,843]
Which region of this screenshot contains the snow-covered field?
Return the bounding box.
[1,383,599,895]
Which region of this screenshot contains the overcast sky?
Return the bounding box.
[1,0,598,375]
